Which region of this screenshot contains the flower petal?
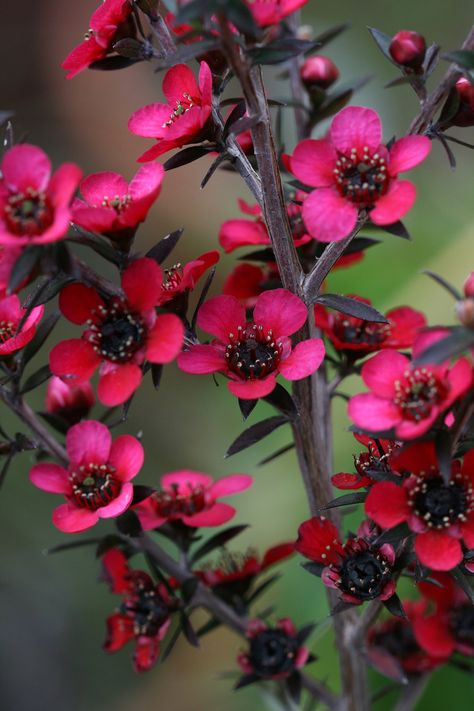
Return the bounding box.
[98,482,134,518]
[365,482,410,528]
[162,63,199,105]
[218,218,269,253]
[59,283,105,324]
[197,295,246,341]
[182,502,237,527]
[97,363,143,406]
[388,135,431,176]
[52,504,99,533]
[330,106,382,156]
[109,435,144,481]
[121,258,163,312]
[177,344,225,374]
[253,288,308,338]
[146,313,184,363]
[361,350,409,397]
[29,463,70,494]
[228,375,276,399]
[370,180,416,225]
[2,144,51,193]
[415,530,463,571]
[302,188,358,243]
[348,393,400,431]
[290,139,337,187]
[66,420,112,466]
[413,615,454,658]
[279,339,325,380]
[210,474,253,498]
[80,171,129,205]
[49,339,100,382]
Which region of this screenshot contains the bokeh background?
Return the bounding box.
[1,1,474,709]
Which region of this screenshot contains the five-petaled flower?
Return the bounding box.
[71,164,164,242]
[159,250,220,305]
[128,62,213,162]
[331,433,400,490]
[62,0,135,80]
[348,331,473,439]
[365,441,474,571]
[0,144,82,246]
[49,258,184,406]
[245,0,309,28]
[178,288,325,399]
[102,548,174,672]
[134,469,253,529]
[288,106,431,242]
[29,420,143,533]
[0,294,43,356]
[296,517,398,606]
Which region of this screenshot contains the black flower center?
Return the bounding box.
[69,462,120,511]
[87,301,145,363]
[333,314,391,347]
[450,604,474,648]
[4,189,54,236]
[372,623,419,659]
[410,475,469,528]
[225,324,282,380]
[152,484,208,518]
[248,630,298,677]
[122,577,169,637]
[394,368,448,422]
[339,549,391,600]
[0,319,15,344]
[334,148,388,207]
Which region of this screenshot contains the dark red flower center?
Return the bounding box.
[355,441,395,478]
[334,148,389,207]
[122,577,170,637]
[69,462,120,511]
[450,604,474,649]
[339,548,392,600]
[409,473,470,528]
[0,319,15,344]
[333,314,391,347]
[162,264,183,293]
[86,299,145,363]
[151,484,208,519]
[393,368,449,422]
[225,324,283,380]
[248,630,298,677]
[162,93,199,128]
[372,622,419,660]
[4,189,54,237]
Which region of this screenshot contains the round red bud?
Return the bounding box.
[300,56,339,90]
[389,30,426,70]
[456,299,474,329]
[451,77,474,127]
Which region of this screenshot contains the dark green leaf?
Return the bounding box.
[223,101,246,137]
[161,622,183,662]
[302,561,325,577]
[414,327,474,365]
[191,267,216,331]
[19,364,51,394]
[442,50,474,70]
[7,246,42,294]
[378,220,411,239]
[180,612,200,647]
[435,430,452,485]
[135,0,159,20]
[131,485,155,505]
[314,22,350,48]
[248,39,320,66]
[368,26,397,65]
[344,236,380,254]
[151,363,163,390]
[438,87,461,126]
[383,593,407,618]
[89,56,141,71]
[181,576,199,603]
[451,566,474,604]
[116,509,142,537]
[190,524,249,564]
[245,574,280,604]
[146,228,184,264]
[69,225,122,266]
[234,673,259,690]
[286,672,302,704]
[164,145,213,171]
[38,411,70,435]
[113,38,155,60]
[319,491,367,510]
[384,75,414,89]
[201,152,230,189]
[155,40,220,71]
[315,294,388,323]
[44,537,100,555]
[423,270,462,300]
[238,248,275,262]
[373,522,411,546]
[196,616,221,637]
[225,415,289,457]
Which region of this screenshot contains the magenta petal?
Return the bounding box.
[183,502,236,527]
[80,171,129,204]
[446,357,473,403]
[109,435,144,481]
[162,63,199,104]
[48,163,82,207]
[66,420,112,466]
[146,314,184,363]
[134,499,166,530]
[2,144,51,193]
[210,474,253,498]
[388,135,431,175]
[52,503,99,533]
[121,258,162,312]
[254,288,308,337]
[218,218,269,253]
[330,106,382,155]
[302,188,358,242]
[370,180,416,225]
[290,139,337,187]
[197,295,246,341]
[97,363,142,406]
[348,393,400,431]
[29,463,70,494]
[128,103,171,137]
[98,483,134,519]
[228,375,276,399]
[49,339,100,382]
[161,470,213,492]
[279,339,325,380]
[362,350,408,397]
[177,344,225,374]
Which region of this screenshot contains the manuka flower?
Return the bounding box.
[29,420,143,533]
[218,197,311,253]
[102,548,173,672]
[71,164,164,242]
[288,106,431,242]
[134,470,253,529]
[245,0,309,28]
[0,294,43,356]
[414,573,474,658]
[128,62,213,162]
[45,376,95,425]
[223,263,279,308]
[0,245,22,295]
[348,331,473,439]
[314,296,426,359]
[236,618,311,689]
[159,250,220,305]
[331,433,400,490]
[365,441,474,571]
[0,144,82,246]
[62,0,135,79]
[296,517,397,606]
[178,289,325,399]
[49,258,184,406]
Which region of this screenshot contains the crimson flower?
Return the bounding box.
[29,420,143,533]
[315,297,426,358]
[49,258,184,406]
[0,294,43,356]
[128,62,213,162]
[0,144,81,246]
[218,197,311,253]
[102,548,173,672]
[365,441,474,571]
[160,250,220,304]
[288,106,431,242]
[62,0,134,80]
[134,470,253,529]
[348,331,473,439]
[223,262,279,307]
[237,618,311,686]
[296,517,397,605]
[331,434,400,490]
[0,245,22,295]
[45,376,95,425]
[71,164,164,241]
[245,0,309,27]
[178,289,325,399]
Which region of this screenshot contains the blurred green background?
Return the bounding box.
[1,1,473,709]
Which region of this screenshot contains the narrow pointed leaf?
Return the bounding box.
[225,415,289,457]
[190,524,249,564]
[146,228,184,264]
[315,294,388,323]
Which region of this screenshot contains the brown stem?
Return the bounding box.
[72,256,122,298]
[394,675,430,711]
[149,11,176,57]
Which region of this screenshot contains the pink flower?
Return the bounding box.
[133,470,253,529]
[245,0,309,28]
[46,376,95,425]
[62,0,134,79]
[29,420,144,533]
[0,245,22,295]
[49,258,184,406]
[160,250,220,304]
[177,289,325,399]
[71,164,164,241]
[288,106,431,242]
[0,144,82,246]
[128,63,213,162]
[348,331,473,439]
[0,294,43,356]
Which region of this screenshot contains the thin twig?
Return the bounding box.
[393,674,430,711]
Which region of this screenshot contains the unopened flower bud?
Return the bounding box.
[455,299,474,329]
[46,377,95,424]
[464,272,474,298]
[389,30,426,71]
[451,77,474,127]
[300,56,339,90]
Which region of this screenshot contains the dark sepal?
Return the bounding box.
[302,561,325,578]
[116,509,142,537]
[164,145,215,171]
[95,533,130,558]
[196,616,222,637]
[422,269,462,300]
[151,363,163,390]
[68,225,123,266]
[286,671,303,704]
[234,673,260,690]
[383,593,407,619]
[131,485,156,506]
[450,566,474,605]
[181,576,199,604]
[7,245,42,293]
[113,38,155,60]
[367,26,398,66]
[38,411,70,435]
[44,537,101,555]
[435,430,453,485]
[21,312,60,366]
[296,623,315,645]
[180,611,200,647]
[225,415,289,457]
[372,522,411,546]
[89,56,142,71]
[245,574,280,605]
[239,397,258,420]
[146,228,184,265]
[248,39,320,66]
[238,247,275,262]
[258,442,295,466]
[264,383,298,419]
